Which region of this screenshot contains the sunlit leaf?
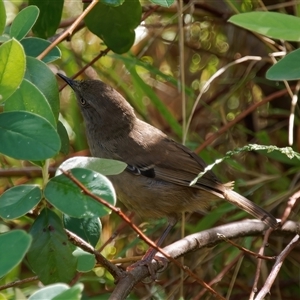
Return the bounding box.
[0,39,25,102]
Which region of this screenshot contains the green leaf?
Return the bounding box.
[52,283,83,300]
[0,185,41,219]
[84,0,142,54]
[101,0,125,6]
[45,168,116,218]
[28,0,64,39]
[266,49,300,81]
[5,79,56,127]
[0,0,6,35]
[0,111,61,160]
[57,121,69,155]
[27,208,77,284]
[57,156,127,176]
[21,37,61,63]
[229,12,300,41]
[10,5,39,40]
[0,38,26,102]
[25,56,60,121]
[63,215,101,247]
[0,230,32,277]
[28,283,69,300]
[73,248,96,272]
[28,283,83,300]
[149,0,174,7]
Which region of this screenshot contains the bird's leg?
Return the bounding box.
[127,218,177,278]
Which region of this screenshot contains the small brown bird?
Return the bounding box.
[58,74,278,238]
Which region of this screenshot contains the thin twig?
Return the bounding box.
[0,166,56,178]
[281,189,300,224]
[58,48,110,90]
[254,234,300,300]
[218,234,276,260]
[250,188,300,299]
[249,227,274,300]
[0,276,38,291]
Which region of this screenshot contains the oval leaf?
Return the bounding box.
[57,156,126,176]
[25,56,60,121]
[45,168,116,218]
[149,0,174,7]
[73,248,96,272]
[28,0,64,39]
[266,49,300,81]
[21,37,61,63]
[0,111,61,160]
[84,0,142,54]
[0,185,41,219]
[52,283,83,300]
[5,79,56,127]
[0,38,26,102]
[28,283,83,300]
[10,5,39,40]
[63,215,101,247]
[27,208,77,284]
[229,12,300,41]
[28,283,69,300]
[57,121,69,155]
[0,230,32,277]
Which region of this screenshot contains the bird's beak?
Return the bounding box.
[57,73,76,88]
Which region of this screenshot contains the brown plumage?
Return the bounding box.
[58,74,278,229]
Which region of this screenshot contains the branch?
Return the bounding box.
[255,234,300,300]
[112,220,299,299]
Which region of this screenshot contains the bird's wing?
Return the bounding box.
[121,128,226,195]
[155,140,225,194]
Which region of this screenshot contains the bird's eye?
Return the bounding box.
[80,97,86,106]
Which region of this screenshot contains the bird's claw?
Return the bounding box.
[126,255,169,281]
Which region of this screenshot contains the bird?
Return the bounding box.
[57,73,278,246]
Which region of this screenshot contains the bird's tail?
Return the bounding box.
[224,189,279,229]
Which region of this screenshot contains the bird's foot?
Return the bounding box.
[127,255,169,281]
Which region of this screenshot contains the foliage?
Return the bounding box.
[0,0,300,299]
